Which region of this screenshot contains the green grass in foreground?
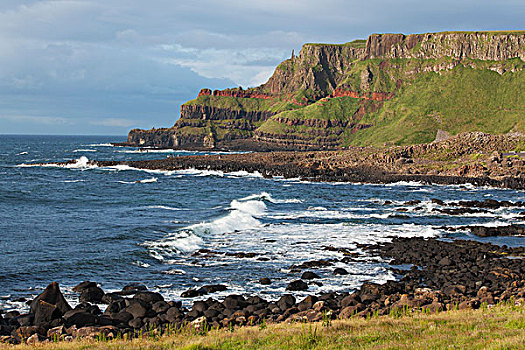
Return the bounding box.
[5,302,525,349]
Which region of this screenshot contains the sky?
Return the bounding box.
[1,1,524,135]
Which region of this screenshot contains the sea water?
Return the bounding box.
[1,135,525,311]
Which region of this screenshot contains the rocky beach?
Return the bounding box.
[2,132,525,345]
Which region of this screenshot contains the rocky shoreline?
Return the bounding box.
[2,222,524,345]
[97,132,525,190]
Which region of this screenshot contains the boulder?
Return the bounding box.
[301,271,320,280]
[259,278,272,285]
[33,300,61,326]
[119,283,148,295]
[333,268,349,275]
[276,295,296,312]
[286,280,308,291]
[30,282,72,316]
[79,286,105,304]
[72,281,97,293]
[133,291,164,304]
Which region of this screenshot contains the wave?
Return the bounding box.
[239,191,302,204]
[146,205,187,211]
[17,156,97,169]
[85,143,114,147]
[142,230,204,260]
[16,151,28,155]
[59,179,85,183]
[143,193,274,260]
[118,177,158,184]
[73,149,97,153]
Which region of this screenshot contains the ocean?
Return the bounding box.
[1,135,524,312]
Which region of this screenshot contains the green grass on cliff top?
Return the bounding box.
[348,65,525,146]
[183,95,274,112]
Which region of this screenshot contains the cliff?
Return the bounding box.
[127,31,525,150]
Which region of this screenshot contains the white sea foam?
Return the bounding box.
[60,179,85,183]
[132,261,151,268]
[18,156,98,170]
[239,192,302,204]
[73,149,97,153]
[86,143,114,147]
[17,151,28,155]
[162,269,186,275]
[143,230,204,260]
[385,181,424,187]
[146,205,187,211]
[118,177,158,184]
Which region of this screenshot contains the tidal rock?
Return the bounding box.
[259,278,272,285]
[72,281,97,293]
[30,282,72,316]
[286,280,308,291]
[276,295,296,312]
[301,271,320,280]
[119,283,148,295]
[79,286,105,304]
[333,267,349,275]
[133,291,164,304]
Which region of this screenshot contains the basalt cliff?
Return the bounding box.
[126,31,525,150]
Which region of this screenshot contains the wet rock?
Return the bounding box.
[467,225,525,237]
[259,278,272,285]
[101,293,123,304]
[119,283,148,295]
[297,296,318,311]
[152,301,169,314]
[79,286,105,304]
[222,295,247,310]
[15,314,33,327]
[64,311,98,328]
[30,282,72,316]
[72,281,97,293]
[333,267,349,275]
[301,271,320,280]
[33,300,61,326]
[286,280,308,291]
[124,301,148,319]
[133,291,164,304]
[276,295,296,312]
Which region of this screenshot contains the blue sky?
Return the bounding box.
[1,1,523,135]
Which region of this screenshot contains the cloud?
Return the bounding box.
[0,0,523,134]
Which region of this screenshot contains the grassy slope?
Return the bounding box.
[7,303,525,349]
[349,65,525,146]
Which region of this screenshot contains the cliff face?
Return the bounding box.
[127,31,525,150]
[365,32,525,61]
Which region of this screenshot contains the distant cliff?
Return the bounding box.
[126,31,525,150]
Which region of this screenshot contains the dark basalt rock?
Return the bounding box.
[259,277,272,285]
[64,311,98,328]
[286,280,308,291]
[72,281,97,293]
[276,295,296,312]
[30,282,72,316]
[333,267,349,275]
[467,225,525,237]
[79,286,105,304]
[133,291,164,304]
[301,271,321,280]
[119,283,148,295]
